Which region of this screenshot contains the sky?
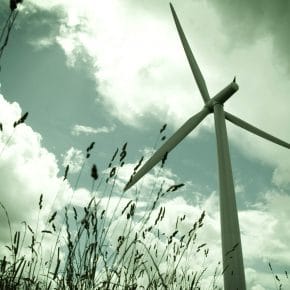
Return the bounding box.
[0,0,290,289]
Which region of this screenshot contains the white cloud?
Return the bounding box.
[52,0,220,130]
[28,37,55,50]
[272,160,290,188]
[239,191,290,288]
[92,183,289,289]
[62,146,85,173]
[0,94,75,253]
[71,124,115,136]
[101,157,290,288]
[69,187,92,207]
[109,152,185,198]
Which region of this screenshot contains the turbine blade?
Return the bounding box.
[170,3,210,103]
[225,111,290,149]
[124,108,209,191]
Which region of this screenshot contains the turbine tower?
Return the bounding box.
[124,3,290,289]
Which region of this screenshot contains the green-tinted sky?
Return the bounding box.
[0,1,289,288]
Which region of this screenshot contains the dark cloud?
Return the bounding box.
[0,2,65,60]
[210,0,290,70]
[18,6,65,42]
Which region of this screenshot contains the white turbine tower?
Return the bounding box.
[124,3,290,289]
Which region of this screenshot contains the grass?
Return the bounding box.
[0,118,225,289]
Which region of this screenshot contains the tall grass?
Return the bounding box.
[0,118,224,289]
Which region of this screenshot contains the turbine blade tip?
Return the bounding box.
[233,76,236,83]
[123,183,131,192]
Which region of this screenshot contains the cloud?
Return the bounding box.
[71,124,115,136]
[109,148,190,200]
[100,154,290,288]
[28,36,55,50]
[239,191,290,288]
[62,146,85,174]
[69,187,92,207]
[0,93,75,252]
[105,195,220,288]
[48,0,221,130]
[210,0,290,71]
[272,161,290,188]
[102,184,290,289]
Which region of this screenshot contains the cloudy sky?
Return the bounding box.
[0,0,290,288]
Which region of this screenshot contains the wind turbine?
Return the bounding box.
[124,3,290,289]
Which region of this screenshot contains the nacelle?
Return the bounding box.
[205,82,239,112]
